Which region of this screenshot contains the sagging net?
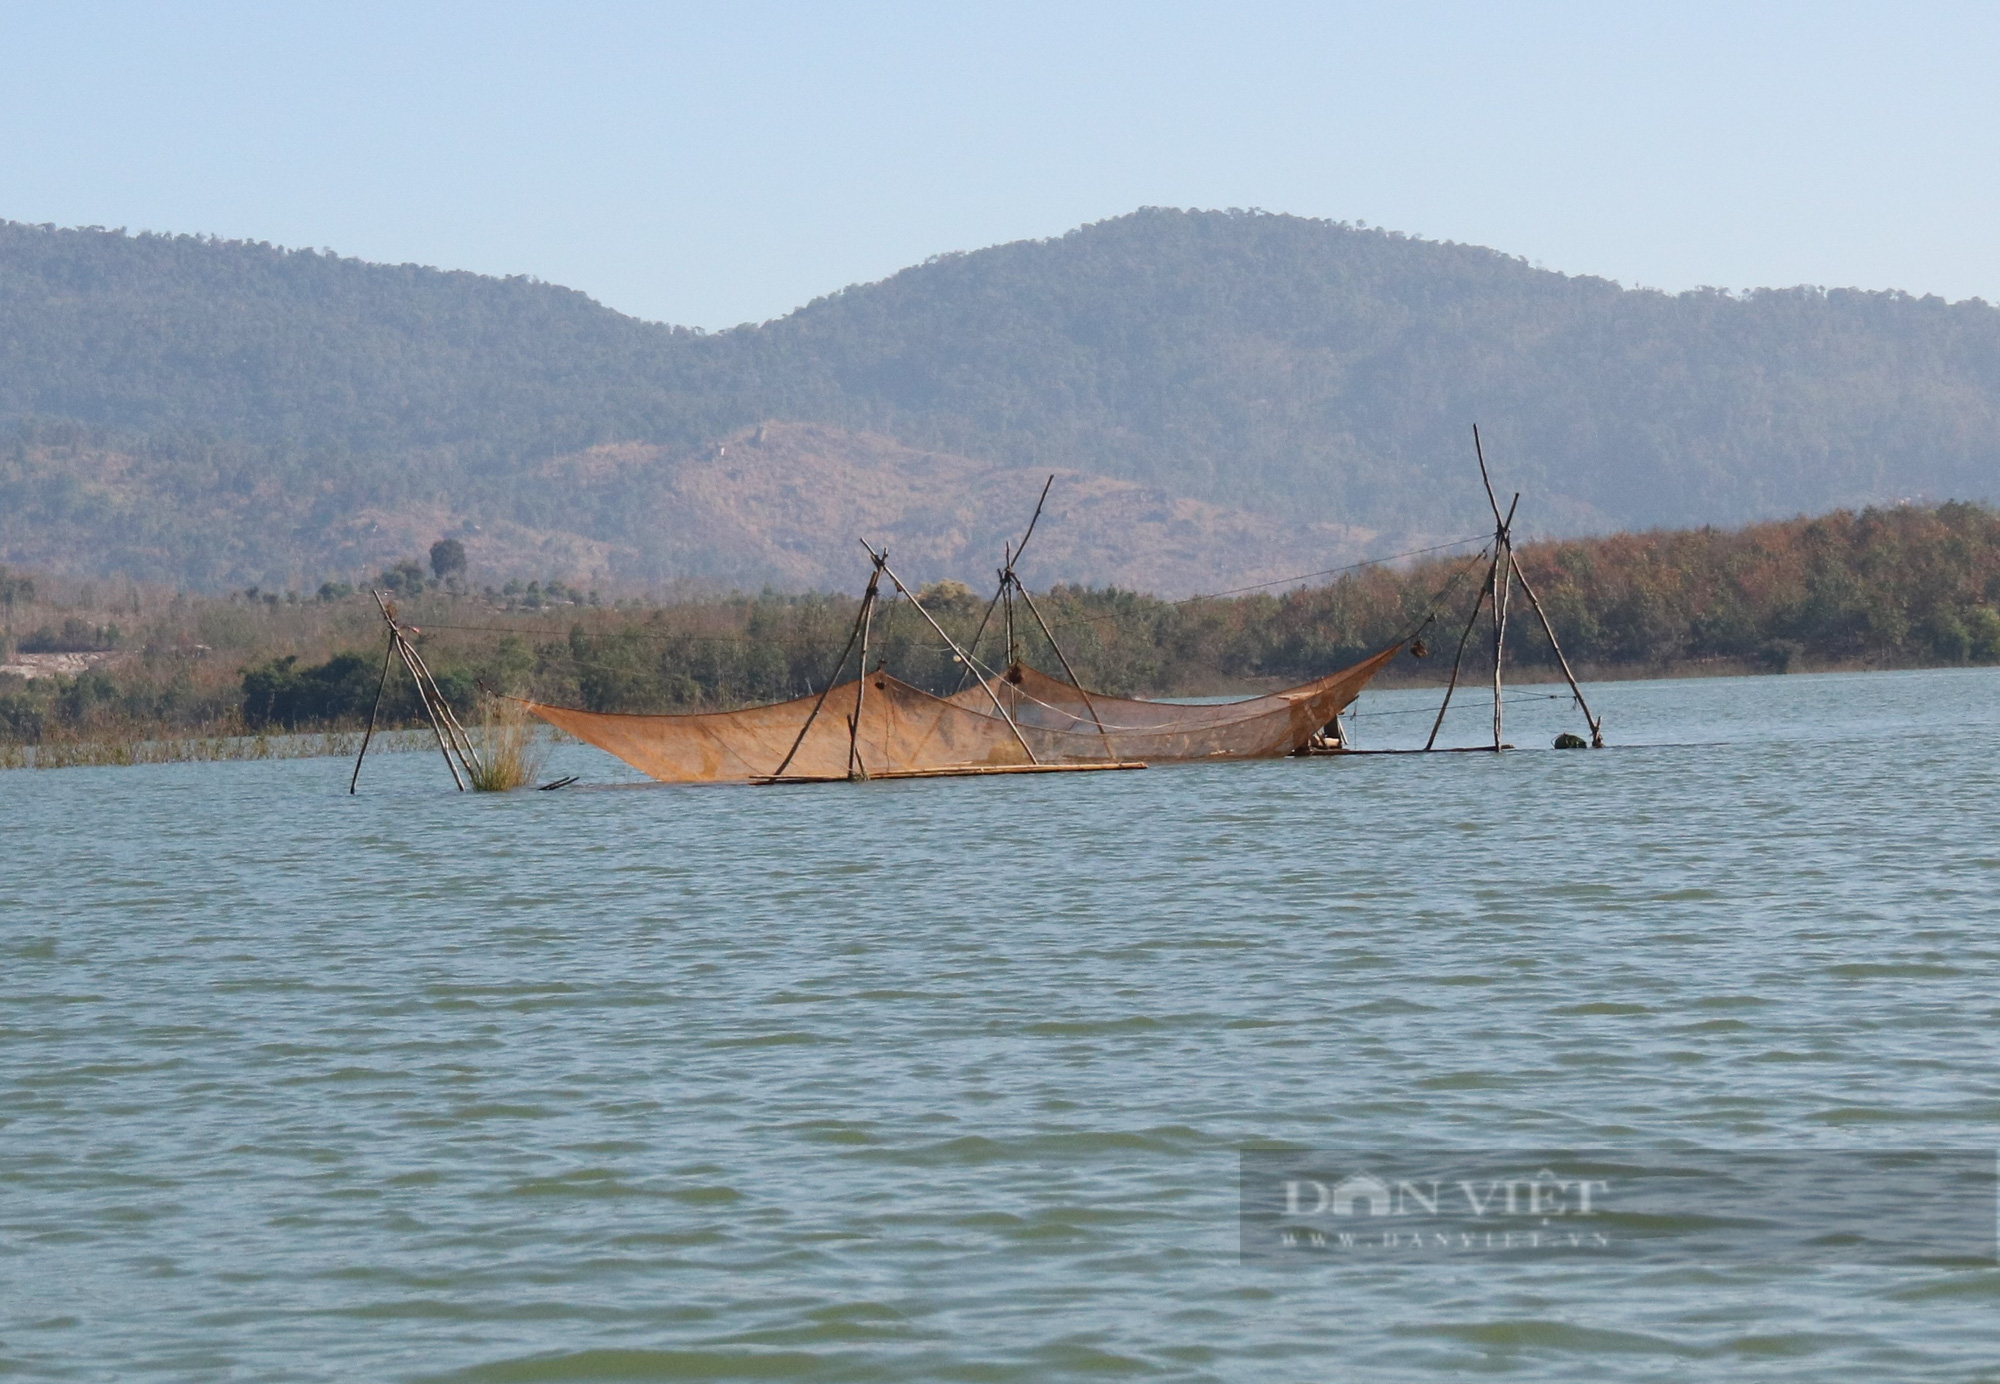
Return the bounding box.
[522,643,1401,784]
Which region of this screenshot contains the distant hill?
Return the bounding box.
[512,421,1382,593]
[4,210,1998,593]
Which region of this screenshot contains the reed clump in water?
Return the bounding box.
[466,696,546,792]
[0,723,430,771]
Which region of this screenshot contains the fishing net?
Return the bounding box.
[522,643,1401,784]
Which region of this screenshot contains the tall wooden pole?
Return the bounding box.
[1468,427,1520,753]
[771,559,879,779]
[396,633,466,790]
[1490,494,1518,751]
[849,567,879,780]
[1492,537,1512,750]
[954,475,1054,691]
[956,583,1003,692]
[1472,425,1503,523]
[348,632,399,794]
[1016,582,1114,755]
[409,636,480,772]
[1013,475,1056,566]
[1424,554,1494,751]
[1002,544,1018,669]
[1508,551,1605,747]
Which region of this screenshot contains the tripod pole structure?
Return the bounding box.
[356,590,470,791]
[1429,427,1605,754]
[953,475,1054,692]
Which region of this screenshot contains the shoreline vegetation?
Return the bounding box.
[3,501,1997,772]
[0,728,432,772]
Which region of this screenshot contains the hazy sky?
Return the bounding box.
[3,2,1996,328]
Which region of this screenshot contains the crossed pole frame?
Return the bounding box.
[350,590,486,793]
[950,477,1114,753]
[1424,426,1605,751]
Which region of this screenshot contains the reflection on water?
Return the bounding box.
[3,667,1999,1382]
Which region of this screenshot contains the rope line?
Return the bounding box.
[1393,544,1493,648]
[1040,535,1489,633]
[917,613,1282,735]
[1172,535,1489,601]
[417,620,772,645]
[1346,691,1573,722]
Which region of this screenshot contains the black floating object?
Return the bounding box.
[538,775,580,791]
[1553,732,1588,750]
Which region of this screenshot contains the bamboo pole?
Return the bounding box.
[1012,475,1055,566]
[874,547,1041,765]
[1466,429,1519,753]
[1016,582,1114,755]
[1508,551,1605,746]
[952,475,1053,692]
[770,563,877,779]
[436,677,479,767]
[1472,425,1507,530]
[402,632,480,776]
[1424,553,1495,751]
[364,589,466,791]
[402,628,472,784]
[402,640,468,787]
[396,626,469,773]
[1491,493,1518,751]
[348,630,399,794]
[1003,544,1017,668]
[954,578,1005,694]
[849,571,878,780]
[1491,543,1511,749]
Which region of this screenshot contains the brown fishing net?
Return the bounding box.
[522,643,1401,784]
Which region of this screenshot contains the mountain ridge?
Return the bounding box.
[3,209,1996,592]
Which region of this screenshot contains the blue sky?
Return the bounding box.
[3,2,1996,328]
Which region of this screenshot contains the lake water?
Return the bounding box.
[4,666,1999,1381]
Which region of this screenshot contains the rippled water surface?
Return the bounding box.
[5,667,2000,1382]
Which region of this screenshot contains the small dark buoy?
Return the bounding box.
[1554,732,1588,749]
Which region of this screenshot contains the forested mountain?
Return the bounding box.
[3,209,1997,592]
